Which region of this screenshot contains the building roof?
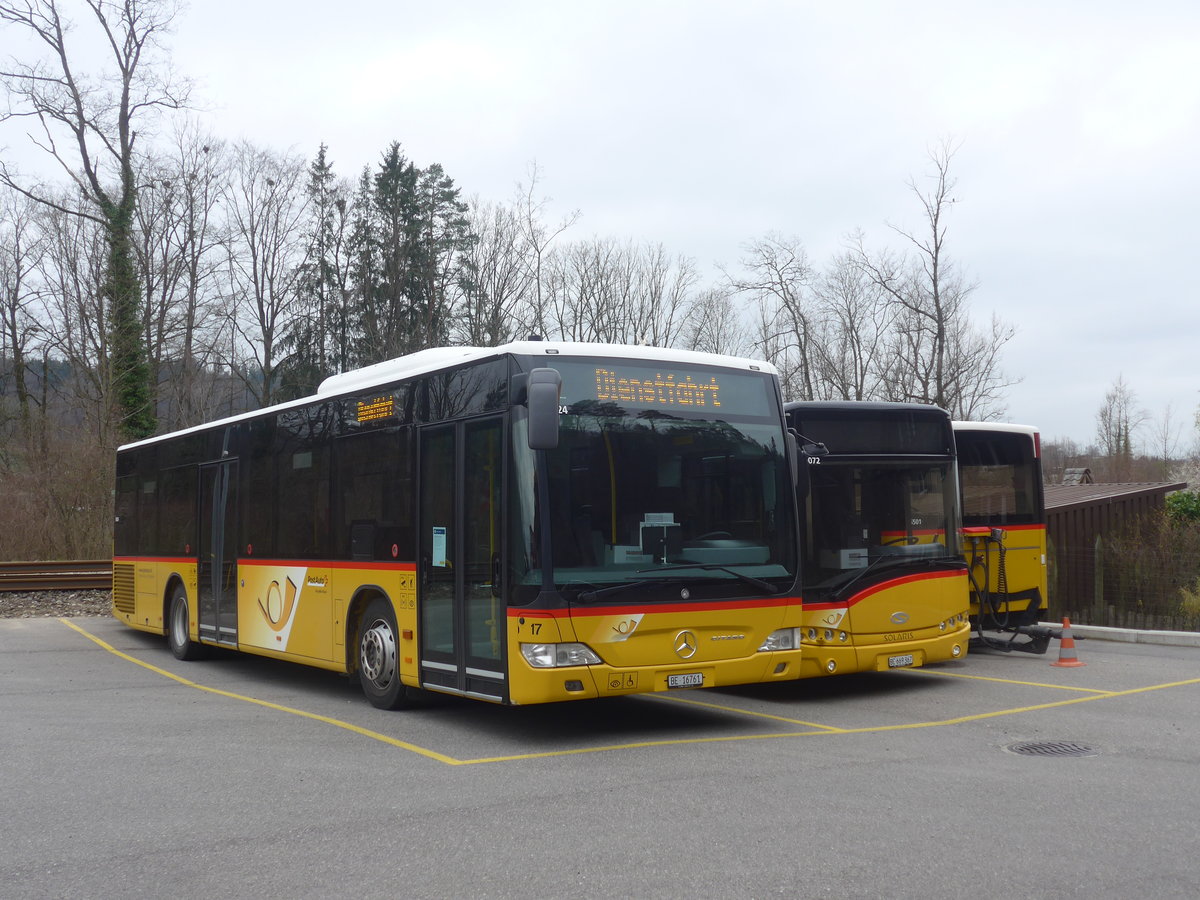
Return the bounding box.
[1044,482,1187,512]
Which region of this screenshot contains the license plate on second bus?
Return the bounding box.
[888,654,915,668]
[668,672,704,688]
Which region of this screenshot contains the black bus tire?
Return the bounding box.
[357,598,413,710]
[167,584,204,661]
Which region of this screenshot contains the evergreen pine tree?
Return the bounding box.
[371,142,420,362]
[347,165,381,367]
[278,144,346,399]
[412,162,472,350]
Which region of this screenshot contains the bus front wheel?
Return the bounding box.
[167,585,204,661]
[357,598,413,710]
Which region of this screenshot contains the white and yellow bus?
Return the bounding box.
[784,402,970,678]
[953,421,1051,653]
[113,341,805,708]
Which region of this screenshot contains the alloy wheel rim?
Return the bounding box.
[360,619,397,687]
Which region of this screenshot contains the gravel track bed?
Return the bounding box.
[0,590,112,618]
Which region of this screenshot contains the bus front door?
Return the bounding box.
[198,460,238,646]
[418,418,506,702]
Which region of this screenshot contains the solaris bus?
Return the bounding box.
[783,401,970,678]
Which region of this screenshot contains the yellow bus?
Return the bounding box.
[113,341,804,708]
[783,402,970,678]
[952,421,1052,654]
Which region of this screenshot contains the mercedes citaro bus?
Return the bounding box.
[113,341,805,708]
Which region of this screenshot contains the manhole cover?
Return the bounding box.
[1005,740,1099,758]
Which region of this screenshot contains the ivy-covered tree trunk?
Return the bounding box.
[0,0,187,442]
[105,201,156,440]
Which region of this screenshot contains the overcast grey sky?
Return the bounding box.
[19,0,1200,447]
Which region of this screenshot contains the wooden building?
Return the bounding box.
[1045,481,1187,625]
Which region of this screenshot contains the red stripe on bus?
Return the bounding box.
[803,569,964,611]
[508,595,800,619]
[114,556,418,572]
[237,558,417,572]
[113,556,195,564]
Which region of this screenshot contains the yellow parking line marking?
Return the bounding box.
[650,692,845,730]
[459,729,841,764]
[443,676,1200,762]
[61,620,1200,766]
[60,619,461,766]
[842,676,1200,734]
[906,667,1115,695]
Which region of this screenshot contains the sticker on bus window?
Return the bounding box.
[432,526,448,567]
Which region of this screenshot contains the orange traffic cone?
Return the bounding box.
[1051,617,1086,667]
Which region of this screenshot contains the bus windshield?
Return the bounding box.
[803,459,959,596]
[956,430,1041,526]
[509,359,797,603]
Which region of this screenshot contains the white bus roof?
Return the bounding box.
[315,340,777,397]
[120,341,779,451]
[952,420,1040,437]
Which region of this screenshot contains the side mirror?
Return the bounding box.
[526,367,562,450]
[788,431,808,498]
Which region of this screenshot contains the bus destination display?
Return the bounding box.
[592,367,722,410]
[356,396,396,424]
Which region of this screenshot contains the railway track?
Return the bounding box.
[0,560,113,593]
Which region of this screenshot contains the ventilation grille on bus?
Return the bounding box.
[113,563,136,614]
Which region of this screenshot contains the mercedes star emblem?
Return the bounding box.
[674,630,698,659]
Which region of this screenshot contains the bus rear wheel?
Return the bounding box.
[358,598,413,710]
[167,585,204,661]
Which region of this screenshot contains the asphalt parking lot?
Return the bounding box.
[3,616,1199,899]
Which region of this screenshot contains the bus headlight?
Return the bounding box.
[758,628,801,652]
[520,642,603,668]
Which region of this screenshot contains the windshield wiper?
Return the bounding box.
[574,577,696,604]
[639,563,784,595]
[573,564,787,604]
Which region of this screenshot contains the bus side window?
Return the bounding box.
[335,427,414,561]
[115,473,139,556]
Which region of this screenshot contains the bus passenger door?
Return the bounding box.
[198,460,238,645]
[418,418,506,702]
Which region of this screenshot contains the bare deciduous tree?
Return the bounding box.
[1149,403,1183,482]
[852,141,1014,418]
[512,162,579,340]
[726,233,818,400]
[455,196,531,346]
[1,0,190,439]
[0,186,46,438]
[626,243,696,348]
[537,237,697,347]
[221,141,308,408]
[681,287,751,357]
[1095,374,1148,481]
[809,248,893,401]
[36,193,111,434]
